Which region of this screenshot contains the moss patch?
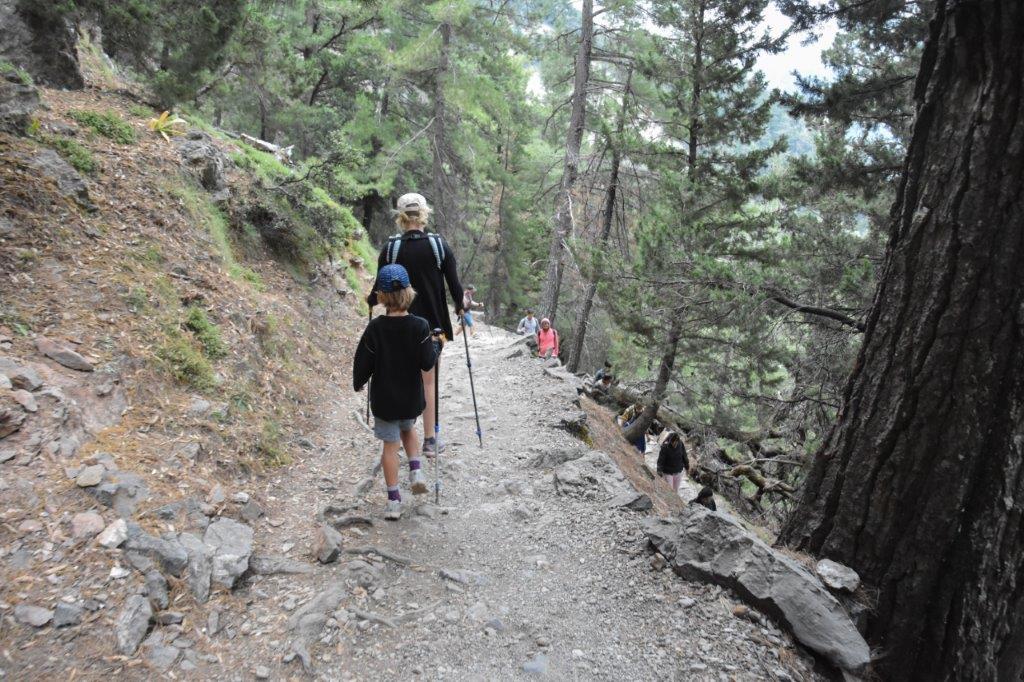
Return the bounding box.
[156,331,217,391]
[184,306,227,359]
[39,135,97,174]
[68,109,136,144]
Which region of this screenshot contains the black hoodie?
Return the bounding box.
[353,314,437,421]
[368,230,464,340]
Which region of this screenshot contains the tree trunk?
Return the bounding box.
[537,0,593,325]
[623,317,681,443]
[485,132,513,319]
[431,20,453,234]
[779,2,1024,679]
[567,67,632,373]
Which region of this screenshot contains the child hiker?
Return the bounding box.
[353,264,438,520]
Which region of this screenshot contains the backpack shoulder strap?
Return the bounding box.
[426,233,444,270]
[386,234,403,264]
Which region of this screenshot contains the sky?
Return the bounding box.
[758,5,839,92]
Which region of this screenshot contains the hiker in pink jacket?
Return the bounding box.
[537,318,559,360]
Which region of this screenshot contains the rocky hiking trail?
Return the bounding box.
[174,321,822,681]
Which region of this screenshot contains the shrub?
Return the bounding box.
[257,419,291,467]
[184,305,227,359]
[41,135,98,174]
[148,111,187,141]
[157,332,216,391]
[0,59,32,85]
[68,109,136,144]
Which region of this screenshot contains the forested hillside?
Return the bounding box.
[2,0,1022,679]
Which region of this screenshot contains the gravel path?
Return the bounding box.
[204,321,820,681]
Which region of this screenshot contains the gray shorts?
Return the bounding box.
[373,417,417,442]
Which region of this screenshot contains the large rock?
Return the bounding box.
[35,336,94,371]
[176,131,230,196]
[203,518,253,589]
[14,603,52,627]
[82,468,150,517]
[644,510,870,673]
[553,450,628,497]
[177,532,213,602]
[816,559,861,593]
[0,1,84,88]
[124,523,188,576]
[312,523,342,564]
[0,72,38,134]
[23,149,95,211]
[115,594,152,655]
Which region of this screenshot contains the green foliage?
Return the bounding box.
[184,305,227,359]
[68,109,136,144]
[0,59,32,85]
[147,111,188,141]
[129,104,155,118]
[156,331,217,391]
[39,135,97,174]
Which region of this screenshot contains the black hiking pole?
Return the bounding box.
[432,328,443,504]
[461,315,483,447]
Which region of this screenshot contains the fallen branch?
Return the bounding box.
[349,608,396,628]
[344,545,413,566]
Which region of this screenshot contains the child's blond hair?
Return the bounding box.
[378,286,417,312]
[395,206,433,231]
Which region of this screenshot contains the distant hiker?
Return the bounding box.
[656,432,689,493]
[454,285,484,338]
[368,192,464,457]
[537,318,560,360]
[620,402,646,453]
[595,361,612,382]
[517,309,540,338]
[353,264,437,520]
[690,486,716,512]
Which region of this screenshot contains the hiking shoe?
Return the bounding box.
[422,437,447,458]
[410,468,428,495]
[383,499,402,521]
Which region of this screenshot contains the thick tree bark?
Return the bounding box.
[567,68,632,373]
[780,2,1024,679]
[623,317,681,443]
[431,20,453,234]
[485,133,513,319]
[538,0,593,325]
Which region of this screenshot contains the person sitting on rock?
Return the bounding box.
[595,361,612,382]
[690,486,716,511]
[536,318,559,360]
[656,432,688,493]
[353,264,438,520]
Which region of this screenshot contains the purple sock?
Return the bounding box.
[409,458,422,471]
[387,485,401,501]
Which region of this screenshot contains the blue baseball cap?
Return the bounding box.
[375,263,411,292]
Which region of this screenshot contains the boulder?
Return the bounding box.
[96,518,128,548]
[176,131,229,195]
[313,523,343,564]
[82,468,150,517]
[124,523,188,576]
[23,149,95,211]
[203,518,253,589]
[115,594,152,655]
[14,603,52,627]
[816,559,861,593]
[644,510,870,673]
[177,532,213,602]
[70,511,104,539]
[0,359,42,390]
[0,72,38,134]
[1,406,25,439]
[553,450,627,496]
[0,0,84,88]
[35,336,94,371]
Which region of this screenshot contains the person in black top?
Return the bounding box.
[354,264,438,520]
[367,192,464,457]
[656,431,689,493]
[690,486,716,511]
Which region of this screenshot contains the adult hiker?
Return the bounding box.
[656,431,689,493]
[516,309,540,338]
[353,264,438,520]
[454,285,484,338]
[536,317,559,360]
[367,192,464,457]
[595,361,612,382]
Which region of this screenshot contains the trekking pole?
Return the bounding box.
[432,328,443,504]
[461,315,483,447]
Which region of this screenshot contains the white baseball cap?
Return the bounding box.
[397,192,429,213]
